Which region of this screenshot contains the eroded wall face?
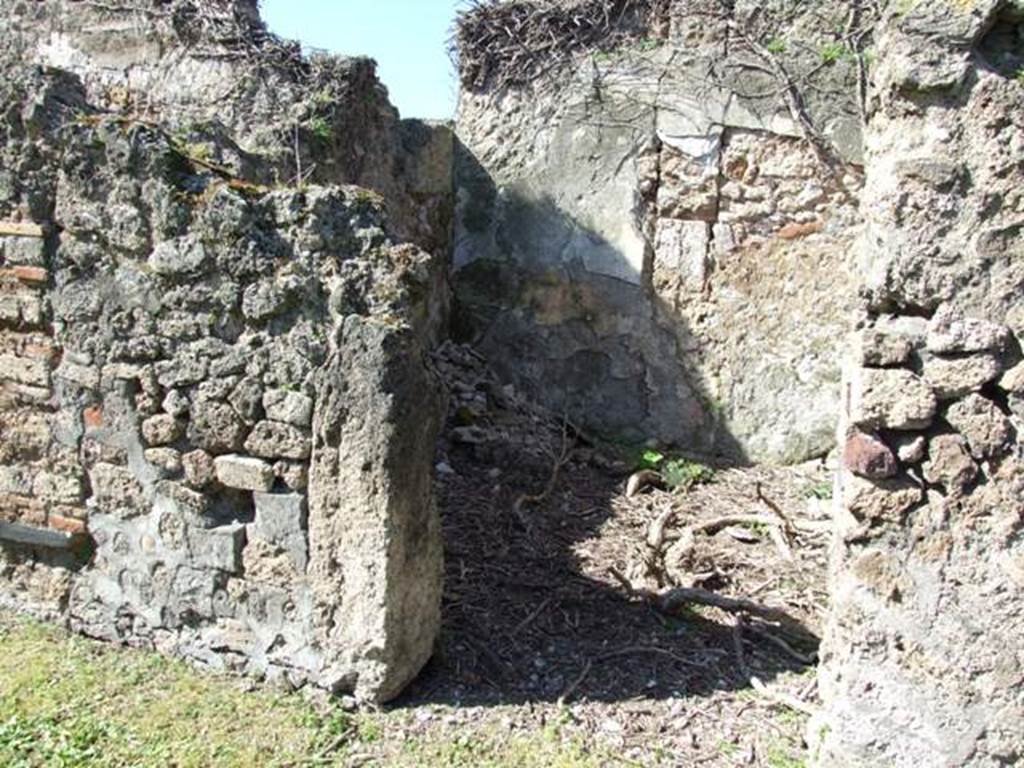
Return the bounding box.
[0,5,447,703]
[0,0,454,258]
[454,3,865,464]
[817,2,1024,765]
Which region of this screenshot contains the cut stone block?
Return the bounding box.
[214,455,274,492]
[187,524,246,573]
[252,492,308,572]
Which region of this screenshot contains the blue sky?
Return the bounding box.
[261,0,463,120]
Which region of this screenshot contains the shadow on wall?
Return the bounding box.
[387,144,822,711]
[450,136,750,465]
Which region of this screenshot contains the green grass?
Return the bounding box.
[0,615,608,767]
[803,480,833,501]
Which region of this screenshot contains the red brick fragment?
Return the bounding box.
[778,220,824,240]
[48,513,88,536]
[83,406,103,429]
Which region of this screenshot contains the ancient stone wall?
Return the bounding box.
[815,1,1024,765]
[0,2,449,702]
[0,0,455,256]
[454,0,868,464]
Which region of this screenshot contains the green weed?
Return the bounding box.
[819,42,847,64]
[661,458,715,490]
[309,116,333,143]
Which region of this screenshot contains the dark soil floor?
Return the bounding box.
[380,343,837,767]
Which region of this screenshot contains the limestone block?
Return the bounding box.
[999,362,1024,394]
[0,235,45,266]
[54,361,99,389]
[654,219,710,290]
[273,460,308,491]
[0,465,33,495]
[141,414,185,446]
[0,353,50,387]
[922,353,1002,400]
[253,492,307,539]
[244,421,311,460]
[263,389,314,428]
[843,432,898,479]
[889,433,927,464]
[927,314,1010,354]
[944,394,1014,459]
[214,454,274,492]
[166,568,217,625]
[849,368,937,430]
[923,434,977,494]
[32,471,85,504]
[0,294,20,325]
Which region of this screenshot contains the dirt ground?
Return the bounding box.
[367,344,837,767]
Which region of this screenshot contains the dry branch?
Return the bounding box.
[454,0,673,91]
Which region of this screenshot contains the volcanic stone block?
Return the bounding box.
[944,394,1014,459]
[89,462,147,517]
[263,389,314,428]
[188,399,247,454]
[187,524,246,573]
[922,353,1002,400]
[926,315,1010,354]
[148,236,209,276]
[843,474,924,524]
[182,449,216,489]
[843,432,898,479]
[855,329,913,367]
[252,492,308,572]
[244,421,311,460]
[923,434,978,495]
[141,414,185,446]
[849,368,938,430]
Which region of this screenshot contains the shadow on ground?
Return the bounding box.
[395,357,822,710]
